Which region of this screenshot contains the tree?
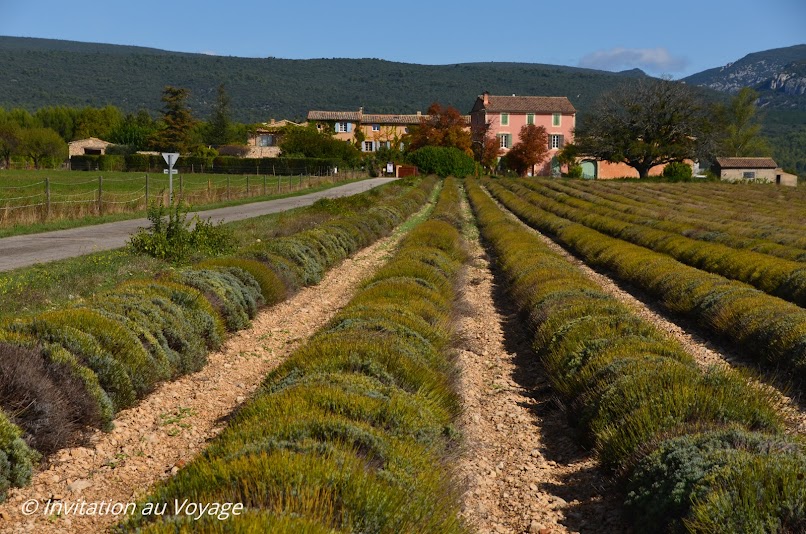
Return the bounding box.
[506,124,550,176]
[471,120,502,173]
[279,124,360,165]
[19,127,67,169]
[573,77,711,178]
[150,86,197,153]
[206,84,235,146]
[714,87,771,157]
[405,103,472,155]
[109,110,158,150]
[0,121,21,168]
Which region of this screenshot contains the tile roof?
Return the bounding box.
[477,95,576,114]
[307,110,469,125]
[362,114,429,125]
[716,157,778,169]
[307,110,362,121]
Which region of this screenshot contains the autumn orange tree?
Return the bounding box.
[506,124,549,176]
[406,103,472,155]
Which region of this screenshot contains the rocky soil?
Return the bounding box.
[453,200,627,534]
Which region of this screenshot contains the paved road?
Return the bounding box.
[0,178,397,273]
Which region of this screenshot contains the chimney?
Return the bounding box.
[416,111,421,116]
[482,91,489,106]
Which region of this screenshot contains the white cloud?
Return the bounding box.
[578,47,688,73]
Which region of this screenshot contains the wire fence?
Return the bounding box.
[0,170,366,227]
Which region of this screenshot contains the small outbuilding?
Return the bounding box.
[715,157,797,187]
[68,137,113,157]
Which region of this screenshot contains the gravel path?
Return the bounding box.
[454,197,626,534]
[486,186,806,437]
[0,222,407,534]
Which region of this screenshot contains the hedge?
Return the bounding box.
[116,178,468,532]
[508,179,806,307]
[486,178,806,386]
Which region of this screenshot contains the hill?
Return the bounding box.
[683,44,806,109]
[0,36,643,121]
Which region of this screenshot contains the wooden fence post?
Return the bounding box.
[145,174,149,209]
[45,178,50,220]
[98,175,103,215]
[227,176,230,200]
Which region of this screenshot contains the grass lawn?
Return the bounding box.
[0,169,367,238]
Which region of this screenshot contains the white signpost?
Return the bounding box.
[162,152,180,203]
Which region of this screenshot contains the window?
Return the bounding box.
[404,127,409,133]
[501,113,509,126]
[372,124,380,132]
[550,134,563,149]
[499,134,511,149]
[552,113,561,127]
[526,113,535,125]
[259,134,274,147]
[364,141,374,152]
[743,171,756,179]
[336,122,349,133]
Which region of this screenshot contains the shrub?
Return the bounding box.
[408,146,477,178]
[0,409,38,500]
[662,162,694,180]
[625,427,805,532]
[0,341,104,454]
[128,200,236,263]
[684,451,806,533]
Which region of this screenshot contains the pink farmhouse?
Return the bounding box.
[470,92,576,175]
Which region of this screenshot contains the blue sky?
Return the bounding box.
[2,0,804,77]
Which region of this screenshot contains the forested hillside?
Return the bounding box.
[0,36,640,120]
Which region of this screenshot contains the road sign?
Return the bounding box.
[163,169,178,175]
[161,153,180,202]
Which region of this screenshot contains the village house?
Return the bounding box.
[306,109,428,152]
[715,157,797,187]
[245,119,301,158]
[470,92,576,175]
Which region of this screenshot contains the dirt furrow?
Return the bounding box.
[486,186,806,437]
[0,229,407,534]
[454,199,625,534]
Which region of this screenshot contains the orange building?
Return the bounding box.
[306,109,427,152]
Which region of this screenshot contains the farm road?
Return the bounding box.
[0,178,396,272]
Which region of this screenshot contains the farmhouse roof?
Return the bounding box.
[307,110,362,121]
[362,114,428,125]
[68,137,113,146]
[307,110,433,125]
[715,157,778,169]
[472,94,576,114]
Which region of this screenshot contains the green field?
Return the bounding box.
[0,169,364,236]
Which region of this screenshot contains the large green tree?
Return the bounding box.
[150,86,197,153]
[0,121,21,168]
[19,127,67,169]
[714,87,771,157]
[572,78,712,178]
[206,84,235,146]
[279,124,360,165]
